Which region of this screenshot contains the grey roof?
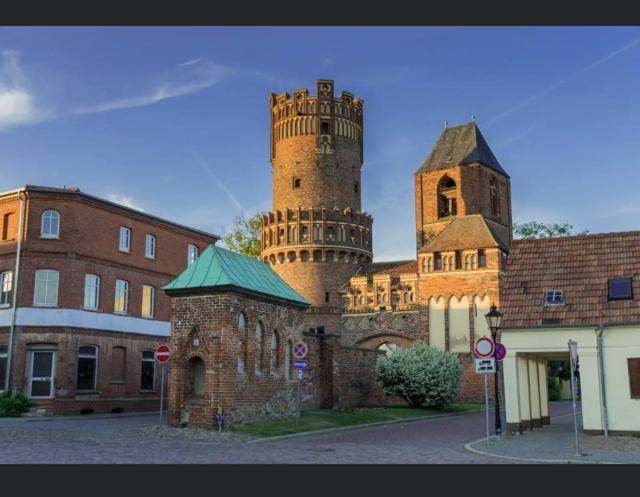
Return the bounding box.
[418,122,508,177]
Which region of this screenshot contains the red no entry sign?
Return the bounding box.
[155,344,171,364]
[473,336,495,358]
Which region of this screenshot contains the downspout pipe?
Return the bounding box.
[5,190,25,392]
[596,323,609,437]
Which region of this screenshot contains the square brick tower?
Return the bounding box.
[414,122,512,398]
[261,80,373,333]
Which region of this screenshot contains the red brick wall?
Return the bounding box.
[2,189,217,319]
[0,326,163,415]
[166,291,310,428]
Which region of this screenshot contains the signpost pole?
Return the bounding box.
[296,371,302,427]
[159,363,165,426]
[484,373,490,444]
[568,340,580,456]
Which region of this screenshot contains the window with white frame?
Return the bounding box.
[544,290,565,306]
[145,234,156,259]
[77,345,98,391]
[119,227,131,253]
[0,271,12,307]
[33,269,59,306]
[83,274,100,310]
[140,351,155,390]
[141,285,155,318]
[40,210,60,238]
[114,279,129,314]
[187,244,199,266]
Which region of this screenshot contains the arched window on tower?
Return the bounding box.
[490,180,500,218]
[437,176,457,218]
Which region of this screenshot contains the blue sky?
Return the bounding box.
[0,27,639,261]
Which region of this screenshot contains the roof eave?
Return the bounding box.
[164,283,311,309]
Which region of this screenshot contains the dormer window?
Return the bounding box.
[437,176,457,218]
[608,277,633,301]
[544,290,565,306]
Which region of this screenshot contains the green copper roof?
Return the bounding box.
[163,245,310,307]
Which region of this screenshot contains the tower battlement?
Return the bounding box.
[261,206,373,258]
[269,80,364,163]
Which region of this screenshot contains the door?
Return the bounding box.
[28,350,55,399]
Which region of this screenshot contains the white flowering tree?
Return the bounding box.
[375,341,462,407]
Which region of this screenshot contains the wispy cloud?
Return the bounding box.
[485,38,640,127]
[191,152,246,215]
[321,56,334,66]
[0,50,50,130]
[0,53,233,130]
[106,193,146,212]
[73,59,232,115]
[494,123,538,149]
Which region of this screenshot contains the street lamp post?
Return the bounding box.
[485,304,503,437]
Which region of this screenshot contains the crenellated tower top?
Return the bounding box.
[269,79,364,165]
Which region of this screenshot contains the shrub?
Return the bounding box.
[0,390,30,417]
[547,377,562,401]
[375,341,462,407]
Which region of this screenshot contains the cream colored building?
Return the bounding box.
[499,232,640,435]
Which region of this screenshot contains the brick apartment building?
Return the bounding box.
[0,185,218,414]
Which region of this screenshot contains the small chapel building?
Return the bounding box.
[163,244,310,428]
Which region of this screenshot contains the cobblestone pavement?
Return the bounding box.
[0,403,572,464]
[467,403,640,464]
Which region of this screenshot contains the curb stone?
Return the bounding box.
[246,408,484,444]
[22,411,158,423]
[463,438,619,464]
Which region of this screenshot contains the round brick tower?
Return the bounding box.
[261,79,373,333]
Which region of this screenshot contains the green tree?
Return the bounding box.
[222,212,264,259]
[375,341,462,407]
[513,221,589,240]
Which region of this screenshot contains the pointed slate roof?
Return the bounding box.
[163,245,310,308]
[421,215,510,253]
[418,122,508,177]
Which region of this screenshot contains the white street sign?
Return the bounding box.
[475,357,496,374]
[568,340,578,370]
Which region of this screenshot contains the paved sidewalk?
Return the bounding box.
[465,403,640,464]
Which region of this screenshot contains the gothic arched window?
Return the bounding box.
[437,176,457,218]
[490,180,500,218]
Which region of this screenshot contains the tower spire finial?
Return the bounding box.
[444,120,448,129]
[471,114,477,123]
